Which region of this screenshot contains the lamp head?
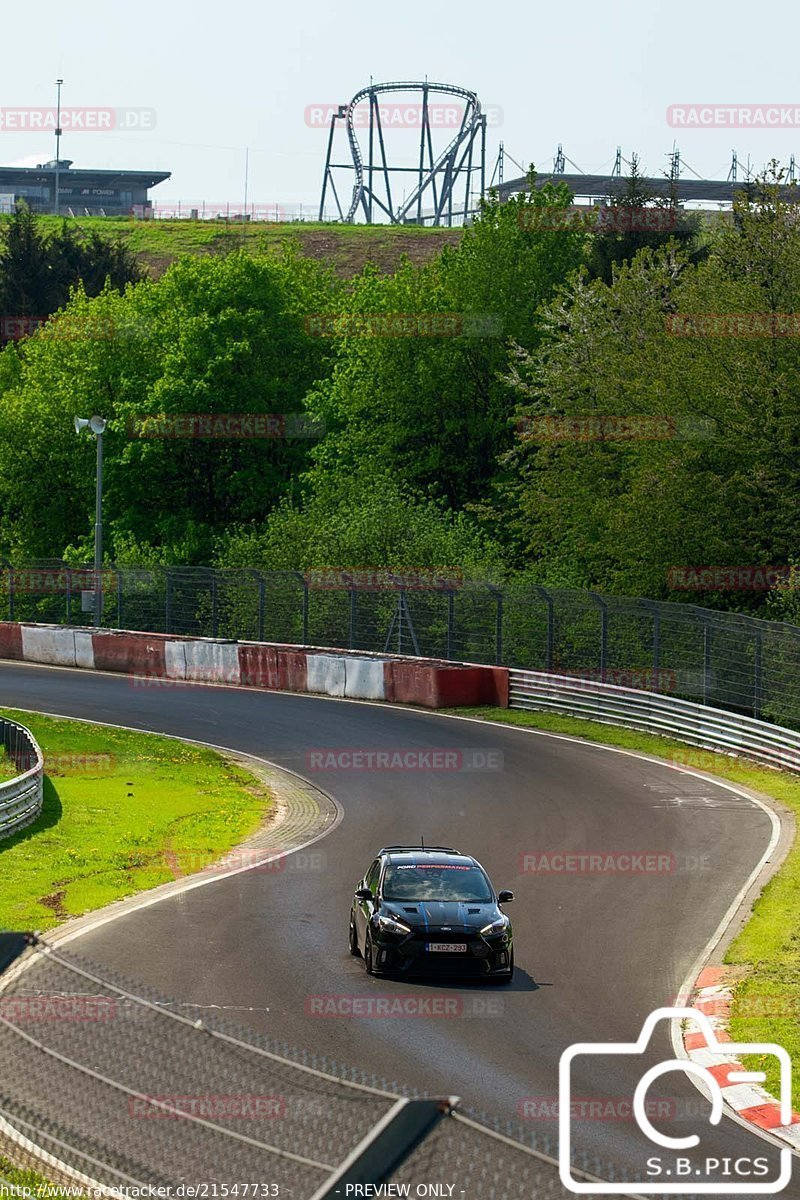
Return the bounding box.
[74,415,107,435]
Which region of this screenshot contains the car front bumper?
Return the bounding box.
[372,930,512,977]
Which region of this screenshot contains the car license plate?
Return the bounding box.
[427,943,467,953]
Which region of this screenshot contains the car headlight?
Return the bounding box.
[480,916,509,936]
[376,914,412,935]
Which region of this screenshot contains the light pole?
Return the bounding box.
[54,79,63,217]
[74,415,107,627]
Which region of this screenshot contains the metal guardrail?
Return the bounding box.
[509,669,800,773]
[0,718,44,840]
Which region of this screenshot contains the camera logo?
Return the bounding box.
[559,1007,793,1193]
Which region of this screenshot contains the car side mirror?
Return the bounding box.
[355,887,374,901]
[498,890,514,903]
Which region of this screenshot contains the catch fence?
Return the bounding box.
[1,564,798,729]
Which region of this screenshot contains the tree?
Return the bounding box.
[0,204,143,341]
[0,250,337,562]
[0,203,56,317]
[491,168,800,608]
[303,174,586,510]
[585,154,704,285]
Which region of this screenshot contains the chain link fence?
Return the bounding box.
[0,940,612,1198]
[1,564,798,729]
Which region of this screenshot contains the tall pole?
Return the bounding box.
[55,79,63,217]
[94,429,103,627]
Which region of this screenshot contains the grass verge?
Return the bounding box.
[0,709,271,932]
[449,706,800,1108]
[0,1155,53,1195]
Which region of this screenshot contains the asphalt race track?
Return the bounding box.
[2,660,796,1195]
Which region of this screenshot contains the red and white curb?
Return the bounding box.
[683,967,800,1151]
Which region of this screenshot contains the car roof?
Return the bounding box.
[379,844,460,854]
[380,848,478,867]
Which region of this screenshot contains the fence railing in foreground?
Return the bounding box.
[0,937,612,1198]
[509,669,800,774]
[0,718,43,841]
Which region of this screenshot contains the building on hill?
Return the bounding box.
[0,160,171,217]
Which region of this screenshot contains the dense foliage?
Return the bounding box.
[0,169,798,616]
[0,202,142,329]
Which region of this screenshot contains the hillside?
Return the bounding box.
[15,216,463,279]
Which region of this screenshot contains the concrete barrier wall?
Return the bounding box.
[238,644,285,690]
[344,658,388,701]
[307,653,347,698]
[0,624,23,661]
[0,623,508,710]
[164,641,187,681]
[182,641,241,685]
[91,631,169,678]
[75,632,95,670]
[19,626,95,669]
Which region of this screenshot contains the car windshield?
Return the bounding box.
[383,862,493,902]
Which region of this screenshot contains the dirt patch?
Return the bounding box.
[135,227,462,281]
[38,890,68,920]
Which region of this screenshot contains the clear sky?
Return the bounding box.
[2,0,799,214]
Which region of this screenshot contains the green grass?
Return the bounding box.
[450,706,800,1108]
[0,747,18,781]
[0,709,271,932]
[0,215,461,279]
[0,1154,52,1194]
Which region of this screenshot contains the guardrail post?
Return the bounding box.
[446,590,455,660]
[117,569,123,629]
[65,569,72,626]
[753,630,763,719]
[7,565,14,622]
[589,593,608,680]
[534,586,555,671]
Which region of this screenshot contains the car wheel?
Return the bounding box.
[364,928,376,976]
[349,913,360,957]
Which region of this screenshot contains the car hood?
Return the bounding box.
[381,900,503,931]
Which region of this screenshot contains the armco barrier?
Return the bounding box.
[0,717,44,840]
[509,669,800,773]
[0,624,506,709]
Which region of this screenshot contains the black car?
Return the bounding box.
[349,846,514,981]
